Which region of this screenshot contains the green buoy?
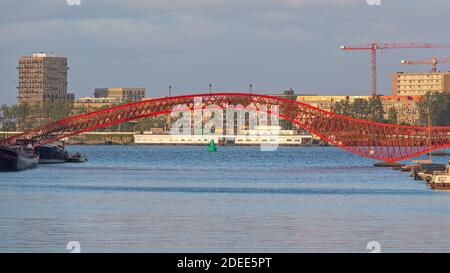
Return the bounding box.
[208,139,217,152]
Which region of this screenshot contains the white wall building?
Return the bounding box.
[134,126,313,145]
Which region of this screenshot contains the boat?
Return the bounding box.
[430,168,450,190]
[409,160,431,177]
[67,152,87,163]
[401,165,416,172]
[38,143,69,164]
[431,150,450,156]
[431,182,450,190]
[0,140,39,172]
[412,163,446,181]
[208,139,217,152]
[374,162,402,168]
[419,170,446,183]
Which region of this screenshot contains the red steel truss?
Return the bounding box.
[1,93,449,162]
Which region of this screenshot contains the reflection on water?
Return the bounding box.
[0,145,449,253]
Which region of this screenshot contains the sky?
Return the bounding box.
[1,0,450,104]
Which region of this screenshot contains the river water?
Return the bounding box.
[0,145,449,253]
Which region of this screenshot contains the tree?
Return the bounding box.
[42,100,74,125]
[332,97,387,123]
[331,100,352,116]
[368,96,385,122]
[386,107,398,124]
[350,99,370,120]
[0,104,18,132]
[417,92,450,126]
[8,104,18,130]
[17,103,34,130]
[0,105,6,131]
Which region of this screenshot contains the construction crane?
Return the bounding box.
[401,57,450,73]
[340,43,450,96]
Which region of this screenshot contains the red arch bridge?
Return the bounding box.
[1,93,449,162]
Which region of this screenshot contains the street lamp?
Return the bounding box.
[249,84,253,94]
[209,83,212,94]
[169,85,172,97]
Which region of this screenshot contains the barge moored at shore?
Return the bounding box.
[0,141,39,172]
[38,143,69,164]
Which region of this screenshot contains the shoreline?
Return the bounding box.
[65,142,330,147]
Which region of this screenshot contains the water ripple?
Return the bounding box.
[4,183,430,196]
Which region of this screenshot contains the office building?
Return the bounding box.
[18,53,73,104]
[94,88,146,103]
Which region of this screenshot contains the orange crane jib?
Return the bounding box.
[401,57,450,73]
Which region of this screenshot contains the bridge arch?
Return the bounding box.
[1,93,449,162]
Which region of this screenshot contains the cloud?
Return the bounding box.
[1,0,450,104]
[0,0,363,24]
[278,0,360,6]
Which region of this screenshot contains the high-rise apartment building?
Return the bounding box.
[17,53,73,104]
[392,72,450,96]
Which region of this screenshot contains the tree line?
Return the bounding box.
[331,93,450,126]
[331,96,400,124]
[416,92,450,126]
[0,101,171,133]
[0,101,74,131]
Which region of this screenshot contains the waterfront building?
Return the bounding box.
[94,88,146,102]
[235,126,312,145]
[271,89,298,100]
[379,96,421,125]
[134,126,313,145]
[296,95,371,111]
[296,95,421,125]
[74,97,121,111]
[18,53,74,105]
[392,72,450,96]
